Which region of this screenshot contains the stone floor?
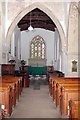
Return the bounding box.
[11,84,62,118]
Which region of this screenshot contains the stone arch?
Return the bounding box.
[6,2,66,52]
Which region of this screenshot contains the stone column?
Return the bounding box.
[14,26,21,70]
[18,29,21,60]
[61,50,68,76]
[54,29,57,70]
[67,2,78,77]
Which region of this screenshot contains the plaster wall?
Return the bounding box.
[0,1,79,77]
[21,28,55,66]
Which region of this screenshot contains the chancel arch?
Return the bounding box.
[6,2,66,73]
[6,2,65,54]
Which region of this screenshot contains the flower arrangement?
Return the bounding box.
[21,60,26,66]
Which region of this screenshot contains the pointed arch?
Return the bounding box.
[6,2,65,52]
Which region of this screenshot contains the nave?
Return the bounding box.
[0,1,79,119]
[0,72,79,119]
[11,83,61,118]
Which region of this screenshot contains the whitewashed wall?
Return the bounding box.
[21,28,57,66]
[0,1,68,74]
[0,1,79,77]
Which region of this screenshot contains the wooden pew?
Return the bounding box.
[69,100,80,119]
[60,86,80,116]
[1,76,22,101]
[52,77,64,100]
[56,82,80,108]
[0,76,22,118]
[48,72,65,96]
[48,73,62,96]
[2,76,22,94]
[0,83,16,107]
[49,77,80,118]
[0,87,12,116]
[52,78,79,101]
[49,76,60,96]
[55,80,79,103]
[0,78,19,102]
[24,73,30,87]
[0,76,22,117]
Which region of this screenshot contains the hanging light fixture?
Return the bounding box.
[28,4,33,31]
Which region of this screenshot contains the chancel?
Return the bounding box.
[0,1,80,119]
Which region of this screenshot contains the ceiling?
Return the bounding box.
[18,8,56,32]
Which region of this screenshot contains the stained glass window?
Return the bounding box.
[30,35,46,59]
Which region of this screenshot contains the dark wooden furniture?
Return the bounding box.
[24,73,30,87]
[47,66,54,73]
[19,65,28,72]
[1,64,15,76]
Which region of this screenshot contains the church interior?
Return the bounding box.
[0,0,80,119]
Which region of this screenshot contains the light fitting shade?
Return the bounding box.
[28,25,33,31]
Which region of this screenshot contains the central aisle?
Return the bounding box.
[11,85,61,118]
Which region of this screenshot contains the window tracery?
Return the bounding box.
[30,35,46,59]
